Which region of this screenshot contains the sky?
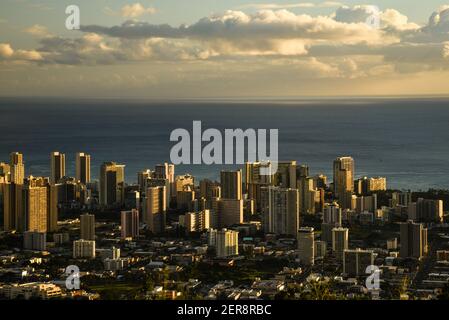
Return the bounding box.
[1,0,449,98]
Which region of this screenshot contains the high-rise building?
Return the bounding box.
[211,198,243,228]
[199,179,220,199]
[154,163,175,203]
[391,191,412,207]
[99,162,125,206]
[137,169,153,194]
[214,228,239,258]
[408,198,444,223]
[260,186,300,236]
[298,227,315,266]
[175,174,194,192]
[73,239,96,259]
[76,153,91,184]
[332,227,349,261]
[323,202,342,225]
[355,194,378,214]
[22,176,49,233]
[80,213,95,241]
[355,177,387,195]
[244,162,274,212]
[143,186,166,234]
[4,173,56,233]
[199,179,221,209]
[343,248,375,277]
[121,209,139,239]
[180,210,211,234]
[315,240,327,259]
[274,161,297,189]
[313,174,327,189]
[10,152,24,184]
[3,182,19,231]
[207,229,218,247]
[56,177,88,205]
[47,184,59,232]
[400,220,428,259]
[23,231,46,251]
[0,162,10,178]
[177,188,195,211]
[220,170,242,200]
[333,157,354,207]
[298,176,320,215]
[387,238,398,250]
[124,188,140,209]
[50,152,66,185]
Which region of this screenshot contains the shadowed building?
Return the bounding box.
[50,152,65,185]
[121,209,140,239]
[220,170,242,200]
[99,162,125,206]
[400,220,428,259]
[80,213,95,241]
[76,152,91,184]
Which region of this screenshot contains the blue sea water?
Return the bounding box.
[0,97,448,191]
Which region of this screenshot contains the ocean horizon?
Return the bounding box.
[0,97,448,191]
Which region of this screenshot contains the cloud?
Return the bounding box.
[24,24,51,37]
[334,5,419,31]
[238,2,344,10]
[381,9,420,31]
[334,5,379,23]
[382,42,449,72]
[36,34,122,65]
[82,9,389,56]
[121,3,156,18]
[0,43,42,61]
[4,5,449,81]
[0,43,14,58]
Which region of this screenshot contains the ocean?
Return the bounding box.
[0,97,448,191]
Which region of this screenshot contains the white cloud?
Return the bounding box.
[121,3,156,18]
[381,9,420,31]
[238,1,344,10]
[83,9,390,53]
[4,5,449,81]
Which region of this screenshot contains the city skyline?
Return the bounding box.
[2,1,449,98]
[1,146,447,301]
[1,0,449,305]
